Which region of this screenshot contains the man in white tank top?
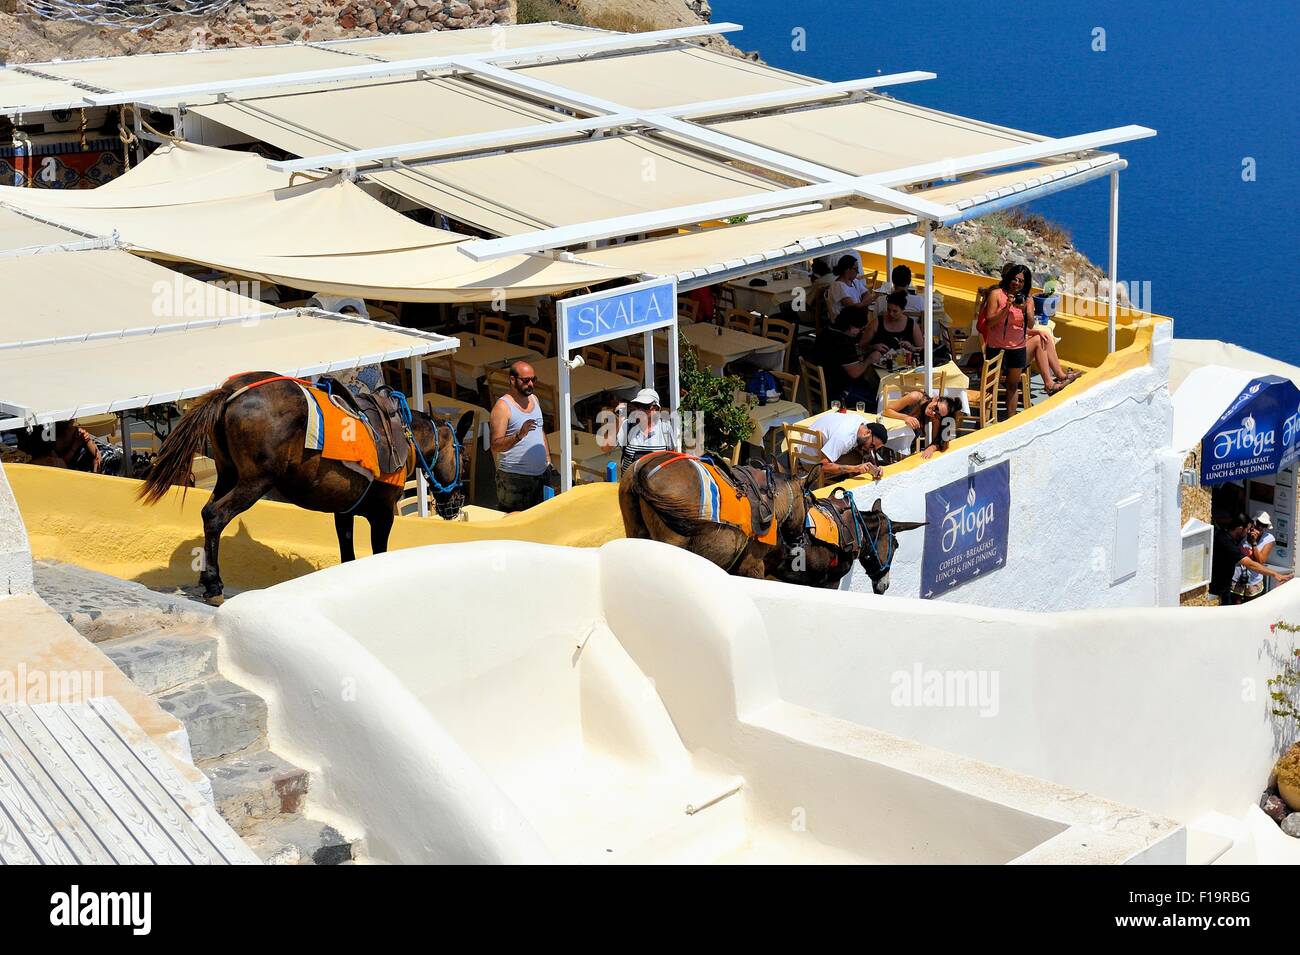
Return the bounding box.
[489,360,553,512]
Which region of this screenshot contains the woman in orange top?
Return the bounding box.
[982,264,1033,416]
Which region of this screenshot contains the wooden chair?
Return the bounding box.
[770,370,800,403]
[423,355,475,402]
[579,345,610,370]
[478,315,510,342]
[761,316,795,370]
[484,368,512,407]
[523,325,552,357]
[963,348,1003,432]
[725,309,759,334]
[798,357,829,415]
[397,479,423,517]
[611,354,644,383]
[534,380,559,430]
[782,423,825,488]
[862,269,880,293]
[716,284,735,318]
[677,298,699,323]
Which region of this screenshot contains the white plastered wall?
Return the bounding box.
[0,462,34,597]
[744,574,1300,824]
[214,538,1182,865]
[845,322,1185,609]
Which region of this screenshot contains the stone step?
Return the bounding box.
[241,814,356,866]
[98,628,218,695]
[205,750,310,835]
[157,676,267,763]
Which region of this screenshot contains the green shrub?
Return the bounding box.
[516,0,584,25]
[678,336,754,455]
[967,236,1000,273]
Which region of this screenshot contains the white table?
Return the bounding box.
[450,335,541,390]
[740,395,808,447]
[547,430,619,482]
[680,323,786,373]
[727,275,808,316]
[533,362,640,404]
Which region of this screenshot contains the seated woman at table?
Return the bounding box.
[864,290,925,356]
[882,392,956,460]
[826,254,868,321]
[598,387,676,474]
[815,305,877,406]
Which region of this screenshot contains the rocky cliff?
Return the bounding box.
[0,0,514,61]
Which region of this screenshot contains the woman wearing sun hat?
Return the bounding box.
[600,388,676,473]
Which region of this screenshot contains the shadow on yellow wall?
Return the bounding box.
[10,465,623,592]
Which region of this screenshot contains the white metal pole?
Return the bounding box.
[410,356,428,517]
[643,330,655,388]
[668,318,681,451]
[923,222,934,395]
[885,237,893,285]
[557,304,573,492]
[1107,169,1120,354]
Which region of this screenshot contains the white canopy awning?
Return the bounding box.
[0,228,457,429]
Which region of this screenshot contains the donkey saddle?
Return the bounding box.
[320,378,410,476]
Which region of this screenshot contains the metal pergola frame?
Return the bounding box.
[8,21,1151,438]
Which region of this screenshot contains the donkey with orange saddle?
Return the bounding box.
[139,371,471,603]
[774,487,925,594]
[619,449,819,580]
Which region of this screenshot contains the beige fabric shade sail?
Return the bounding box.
[0,142,639,300]
[0,139,1121,302]
[516,46,816,110]
[0,243,458,428]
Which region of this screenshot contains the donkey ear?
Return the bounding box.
[892,520,927,532]
[454,410,474,444]
[871,497,884,513]
[801,464,822,490]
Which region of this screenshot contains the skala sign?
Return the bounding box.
[560,277,677,351]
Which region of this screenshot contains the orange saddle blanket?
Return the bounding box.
[299,383,408,489]
[642,452,777,546]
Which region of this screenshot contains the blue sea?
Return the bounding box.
[710,0,1299,364]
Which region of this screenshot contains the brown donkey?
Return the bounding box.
[139,371,469,603]
[619,450,819,579]
[774,489,925,593]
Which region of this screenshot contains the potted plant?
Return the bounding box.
[1267,621,1300,821]
[677,336,755,459]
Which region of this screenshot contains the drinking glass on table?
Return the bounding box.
[830,400,841,412]
[855,402,866,414]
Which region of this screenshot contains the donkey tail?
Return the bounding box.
[137,384,232,504]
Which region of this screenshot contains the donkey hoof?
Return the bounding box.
[204,592,226,607]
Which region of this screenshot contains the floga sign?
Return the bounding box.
[1201,375,1300,485]
[920,461,1010,598]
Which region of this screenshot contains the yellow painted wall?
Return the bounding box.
[11,465,622,591]
[858,251,1166,368]
[8,261,1168,592]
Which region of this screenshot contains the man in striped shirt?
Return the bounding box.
[600,388,677,473]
